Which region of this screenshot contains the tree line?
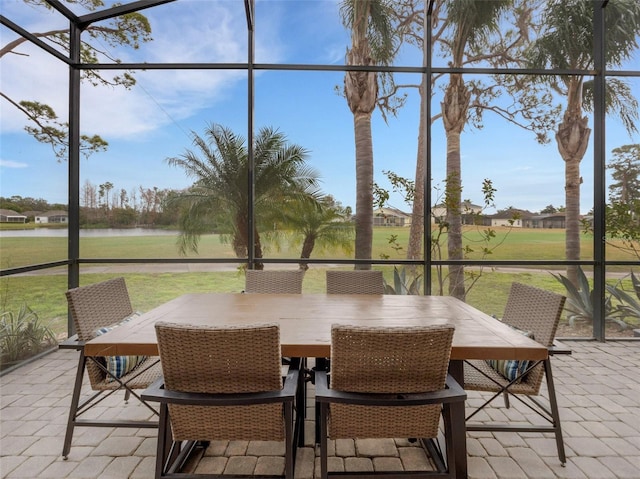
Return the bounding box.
[0,184,180,228]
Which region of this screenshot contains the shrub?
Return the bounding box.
[0,303,56,370]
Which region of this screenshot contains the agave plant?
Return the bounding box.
[552,266,627,330]
[383,267,423,295]
[607,271,640,326]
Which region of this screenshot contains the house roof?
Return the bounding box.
[374,206,410,218]
[433,201,483,212]
[0,209,27,217]
[37,210,69,217]
[490,208,535,219]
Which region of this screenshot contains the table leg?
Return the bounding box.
[314,357,330,444]
[289,357,306,447]
[448,359,468,479]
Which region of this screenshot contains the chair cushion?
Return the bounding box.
[94,312,147,382]
[485,328,535,383]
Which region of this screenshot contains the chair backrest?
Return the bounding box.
[328,324,455,439]
[502,282,566,393]
[65,277,135,388]
[154,321,284,441]
[245,269,304,294]
[503,282,566,348]
[326,270,384,295]
[66,277,134,341]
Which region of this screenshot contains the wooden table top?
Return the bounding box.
[84,293,548,361]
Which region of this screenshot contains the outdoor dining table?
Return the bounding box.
[84,292,548,479]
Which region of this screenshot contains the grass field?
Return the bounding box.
[2,226,638,268]
[1,226,638,339]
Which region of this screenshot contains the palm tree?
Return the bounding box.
[527,0,640,286]
[167,124,319,268]
[439,0,511,299]
[339,0,397,270]
[281,195,354,270]
[398,1,550,284]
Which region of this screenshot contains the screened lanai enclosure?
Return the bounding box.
[1,0,639,368]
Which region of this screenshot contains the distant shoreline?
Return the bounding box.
[0,227,179,238]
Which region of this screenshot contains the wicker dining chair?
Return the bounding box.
[245,269,304,294]
[142,322,299,479]
[316,324,465,479]
[244,269,304,368]
[326,270,384,295]
[464,282,570,464]
[60,277,161,459]
[244,268,306,432]
[317,269,386,439]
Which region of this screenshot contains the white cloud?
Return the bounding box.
[1,1,347,145]
[143,3,246,64]
[0,159,28,168]
[1,1,252,140]
[0,46,68,133]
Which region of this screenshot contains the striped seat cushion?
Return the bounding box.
[94,312,147,382]
[485,328,535,383]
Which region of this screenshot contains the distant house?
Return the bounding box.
[22,210,42,219]
[373,207,412,227]
[431,201,483,225]
[22,211,43,221]
[489,208,535,228]
[0,209,27,223]
[35,210,69,224]
[523,213,566,229]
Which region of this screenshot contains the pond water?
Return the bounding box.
[0,228,179,238]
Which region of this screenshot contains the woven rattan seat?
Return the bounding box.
[245,269,304,294]
[316,324,466,479]
[464,282,569,464]
[326,270,384,294]
[142,322,298,479]
[60,277,161,459]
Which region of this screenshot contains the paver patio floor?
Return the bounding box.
[1,341,639,478]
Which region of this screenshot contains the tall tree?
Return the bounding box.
[339,0,397,269]
[280,195,354,270]
[98,182,113,210]
[527,0,640,285]
[167,124,319,268]
[608,144,640,204]
[439,0,512,299]
[584,144,640,260]
[392,0,553,299]
[1,0,152,159]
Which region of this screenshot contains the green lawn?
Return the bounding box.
[1,226,637,339]
[2,226,637,269]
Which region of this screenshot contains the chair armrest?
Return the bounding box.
[282,368,300,397]
[549,340,572,356]
[444,373,466,398]
[142,369,299,407]
[59,334,85,351]
[315,371,466,407]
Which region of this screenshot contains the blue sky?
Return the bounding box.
[1,0,638,214]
